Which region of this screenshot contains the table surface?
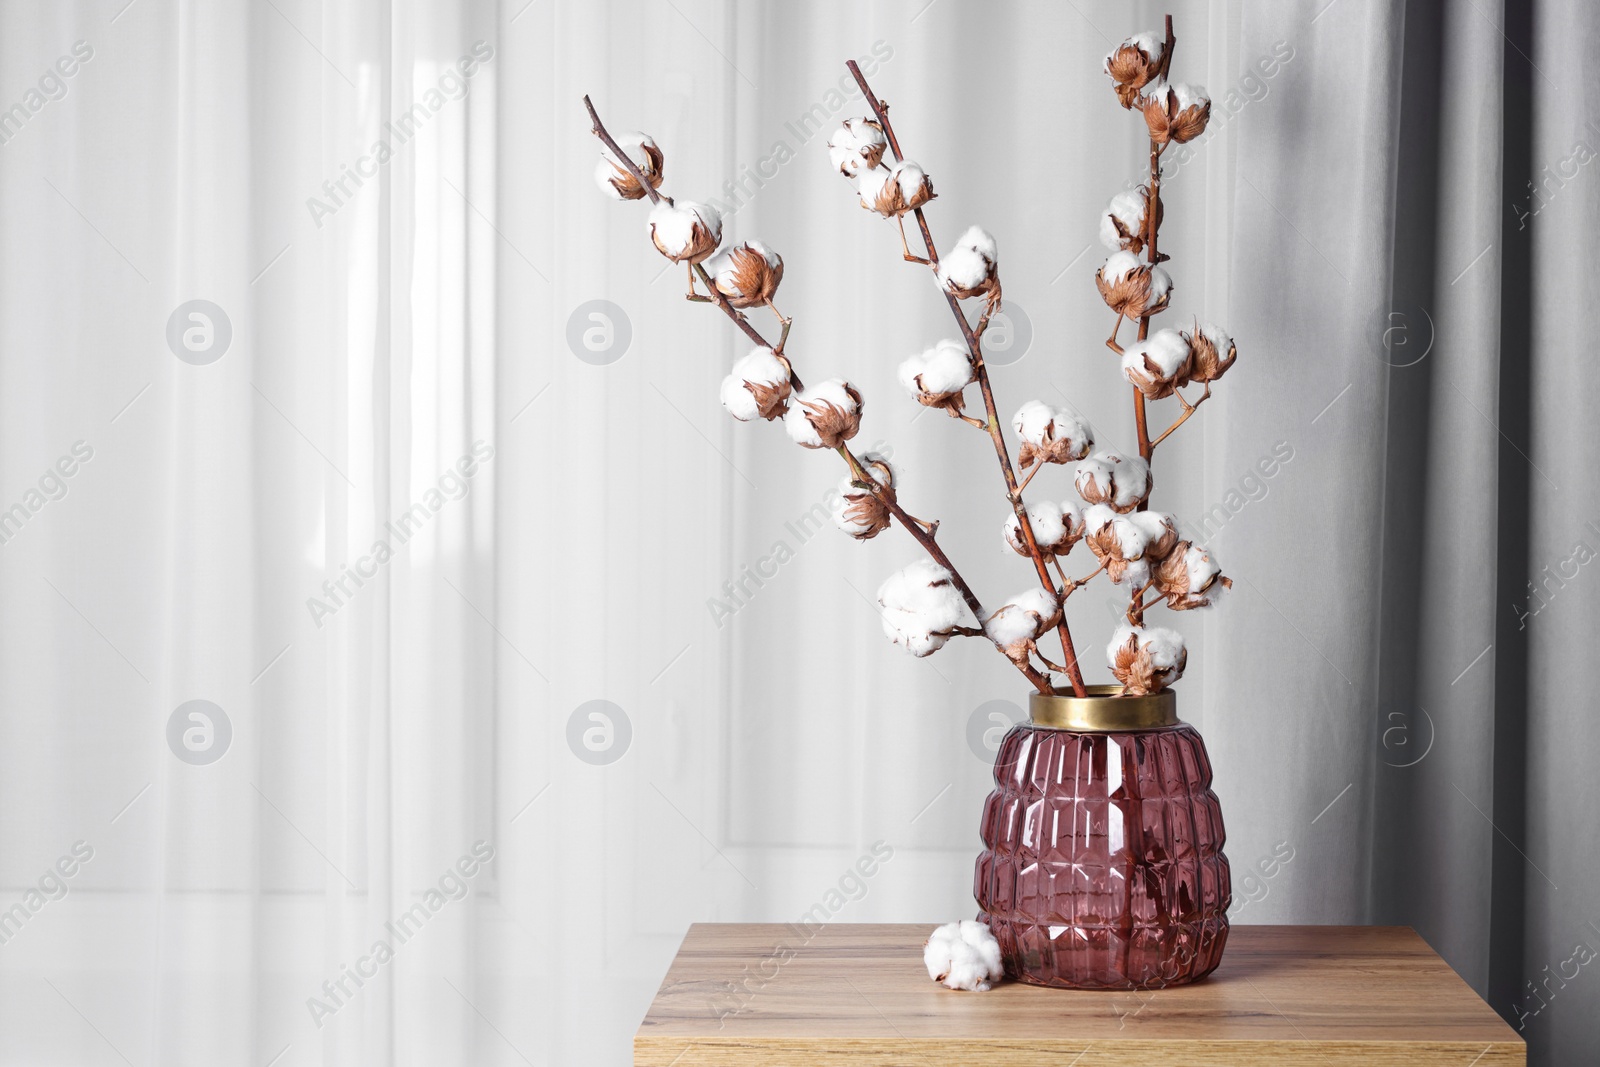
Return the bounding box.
[636,923,1525,1066]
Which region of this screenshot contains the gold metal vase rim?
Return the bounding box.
[1028,684,1178,731]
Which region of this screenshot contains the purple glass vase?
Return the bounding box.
[973,685,1231,989]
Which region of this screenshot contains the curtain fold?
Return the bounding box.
[0,1,1593,1065]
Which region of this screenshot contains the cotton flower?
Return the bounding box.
[924,920,1004,992]
[1075,451,1151,513]
[985,587,1061,666]
[1003,500,1083,561]
[833,453,898,541]
[593,131,664,200]
[1108,623,1188,695]
[1096,251,1172,319]
[719,347,792,422]
[1083,504,1152,585]
[1100,189,1158,253]
[1182,322,1237,383]
[937,226,1001,309]
[648,199,722,264]
[858,160,935,216]
[705,240,783,308]
[1130,510,1180,563]
[1142,80,1212,144]
[1105,32,1166,108]
[1121,328,1193,400]
[827,117,888,177]
[783,379,862,449]
[878,560,970,657]
[898,339,974,413]
[1155,542,1233,609]
[1012,401,1094,469]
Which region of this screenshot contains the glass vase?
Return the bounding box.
[973,685,1231,989]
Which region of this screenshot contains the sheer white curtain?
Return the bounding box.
[1,1,1593,1065]
[0,0,499,1063]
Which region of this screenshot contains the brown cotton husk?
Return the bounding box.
[1096,262,1168,319]
[602,140,665,200]
[1143,88,1211,145]
[1110,632,1160,694]
[799,384,864,449]
[1106,43,1162,109]
[1184,324,1236,384]
[714,244,784,308]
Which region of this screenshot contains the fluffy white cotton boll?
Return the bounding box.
[1109,514,1151,560]
[719,347,792,422]
[1147,265,1174,303]
[1060,498,1087,542]
[938,245,990,289]
[783,378,862,449]
[648,199,722,263]
[1130,510,1180,561]
[1101,249,1143,285]
[1113,455,1152,508]
[1182,544,1222,593]
[832,453,898,540]
[594,131,664,200]
[1184,322,1238,383]
[984,604,1040,650]
[1100,190,1148,250]
[894,161,931,201]
[898,339,974,406]
[858,160,934,216]
[1124,329,1190,378]
[1142,79,1212,144]
[1003,500,1069,558]
[1079,452,1152,512]
[1153,540,1231,609]
[857,167,890,209]
[1114,555,1153,589]
[1142,625,1187,670]
[592,158,629,198]
[705,239,784,306]
[985,587,1060,656]
[955,224,998,262]
[1172,82,1210,112]
[1012,399,1056,444]
[1082,502,1118,538]
[1083,503,1159,584]
[1108,623,1188,693]
[1106,31,1164,75]
[1121,328,1192,399]
[924,921,1004,992]
[1012,400,1093,467]
[937,226,1000,301]
[827,117,887,177]
[877,560,968,657]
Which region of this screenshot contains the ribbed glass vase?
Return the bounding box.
[973,685,1231,989]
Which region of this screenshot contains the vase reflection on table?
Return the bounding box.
[974,685,1231,989]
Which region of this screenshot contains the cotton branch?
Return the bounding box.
[1101,16,1213,488]
[584,94,1055,694]
[845,62,1089,698]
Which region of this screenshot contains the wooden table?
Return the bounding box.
[636,924,1524,1066]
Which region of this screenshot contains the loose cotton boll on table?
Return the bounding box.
[924,920,1004,992]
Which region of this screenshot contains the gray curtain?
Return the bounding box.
[1225,1,1598,1063]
